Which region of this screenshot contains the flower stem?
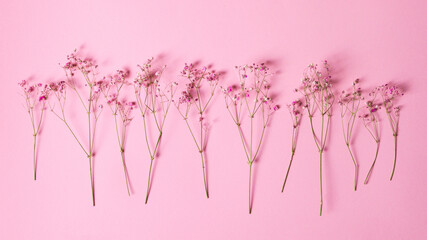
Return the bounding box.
[200,152,209,198]
[121,151,130,196]
[346,144,358,191]
[390,134,398,181]
[364,141,380,184]
[33,134,37,181]
[199,112,209,199]
[319,150,323,216]
[282,150,295,193]
[249,162,253,214]
[114,115,130,196]
[145,157,154,204]
[88,89,95,206]
[88,156,95,206]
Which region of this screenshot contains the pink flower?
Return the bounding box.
[19,80,27,87]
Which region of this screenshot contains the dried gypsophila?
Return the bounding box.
[222,63,279,214]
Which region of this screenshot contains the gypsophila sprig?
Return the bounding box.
[50,49,102,206]
[175,63,219,199]
[377,84,403,180]
[297,60,334,216]
[281,98,303,193]
[221,63,279,214]
[360,91,381,185]
[134,58,177,204]
[338,79,363,190]
[19,80,51,180]
[101,69,134,196]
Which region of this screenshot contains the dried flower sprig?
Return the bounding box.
[100,69,134,196]
[338,79,363,190]
[297,60,334,216]
[50,49,102,206]
[377,84,403,180]
[360,94,381,184]
[19,80,51,180]
[281,99,303,193]
[222,63,279,214]
[134,58,177,204]
[175,63,219,199]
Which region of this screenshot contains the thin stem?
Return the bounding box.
[250,116,253,161]
[200,152,209,198]
[202,85,217,112]
[113,114,130,196]
[184,118,201,151]
[121,150,130,196]
[145,157,154,204]
[249,162,253,214]
[58,118,89,157]
[28,103,45,181]
[321,115,331,150]
[141,84,174,203]
[236,123,250,162]
[308,116,321,151]
[232,103,250,161]
[390,134,398,180]
[364,141,380,184]
[282,150,295,192]
[145,132,163,203]
[252,117,269,161]
[319,150,323,216]
[88,88,95,206]
[342,114,358,191]
[33,134,37,180]
[142,115,153,157]
[152,132,163,159]
[346,145,358,191]
[199,112,209,198]
[88,155,95,206]
[70,86,89,113]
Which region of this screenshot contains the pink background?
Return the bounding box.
[1,0,427,239]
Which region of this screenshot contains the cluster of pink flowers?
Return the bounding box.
[178,89,193,104]
[287,99,303,128]
[338,79,362,106]
[134,58,162,88]
[177,63,219,107]
[19,80,51,102]
[48,81,66,93]
[116,101,136,125]
[298,62,334,111]
[63,49,98,76]
[223,63,279,112]
[377,84,403,117]
[102,70,130,102]
[181,63,219,83]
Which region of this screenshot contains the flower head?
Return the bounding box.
[62,49,98,77]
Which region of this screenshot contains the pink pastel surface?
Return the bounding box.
[1,0,427,239]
